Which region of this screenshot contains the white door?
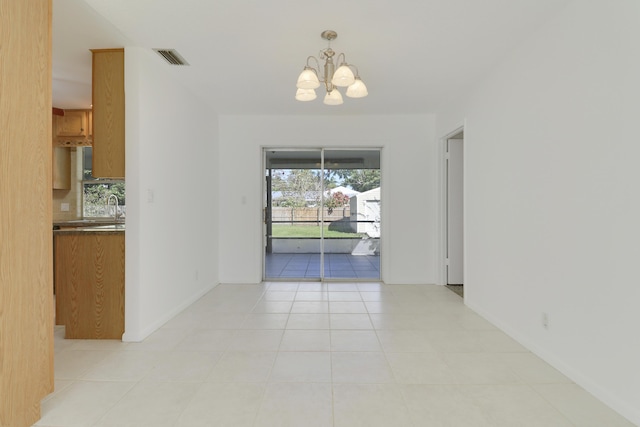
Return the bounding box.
[447,138,464,284]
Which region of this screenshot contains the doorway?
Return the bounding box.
[264,148,381,281]
[444,131,464,294]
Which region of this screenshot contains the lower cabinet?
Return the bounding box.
[54,231,125,339]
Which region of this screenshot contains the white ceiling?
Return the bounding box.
[53,0,570,115]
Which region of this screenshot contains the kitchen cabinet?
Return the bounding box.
[2,0,54,423]
[52,147,71,189]
[92,48,125,178]
[88,107,93,139]
[54,228,125,339]
[54,109,92,146]
[56,109,88,137]
[52,113,71,190]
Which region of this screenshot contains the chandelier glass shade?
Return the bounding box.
[295,30,368,105]
[323,89,343,105]
[296,68,320,89]
[295,88,317,101]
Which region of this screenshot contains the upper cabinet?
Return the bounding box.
[52,114,71,190]
[52,147,71,190]
[56,109,87,137]
[54,109,92,146]
[92,48,125,179]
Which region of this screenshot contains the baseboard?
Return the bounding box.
[122,281,218,342]
[465,300,640,426]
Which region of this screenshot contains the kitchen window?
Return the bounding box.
[82,147,125,219]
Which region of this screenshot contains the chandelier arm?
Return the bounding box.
[305,56,322,77]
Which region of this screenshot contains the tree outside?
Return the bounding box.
[272,168,380,207]
[272,169,322,207]
[83,181,126,217]
[324,191,350,214]
[333,169,380,192]
[82,146,126,218]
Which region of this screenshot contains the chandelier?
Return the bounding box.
[295,30,368,105]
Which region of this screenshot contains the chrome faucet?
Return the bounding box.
[107,194,120,221]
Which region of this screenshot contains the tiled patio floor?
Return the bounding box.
[266,253,380,280]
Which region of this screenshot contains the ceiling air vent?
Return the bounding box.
[153,49,189,66]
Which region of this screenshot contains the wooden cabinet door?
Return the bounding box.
[54,233,125,339]
[1,0,54,424]
[88,108,93,139]
[56,109,88,137]
[92,49,125,178]
[52,147,71,189]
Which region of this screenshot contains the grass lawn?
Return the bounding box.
[272,224,364,238]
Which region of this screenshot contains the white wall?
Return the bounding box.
[438,0,640,423]
[124,47,219,341]
[218,115,437,284]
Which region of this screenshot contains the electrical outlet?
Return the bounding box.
[542,312,549,329]
[60,203,70,212]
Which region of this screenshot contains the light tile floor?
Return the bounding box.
[35,283,635,427]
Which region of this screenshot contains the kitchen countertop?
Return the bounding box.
[54,226,125,235]
[53,220,125,235]
[54,219,124,227]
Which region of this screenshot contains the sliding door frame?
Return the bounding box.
[262,147,382,282]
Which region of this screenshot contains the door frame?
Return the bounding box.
[438,125,465,286]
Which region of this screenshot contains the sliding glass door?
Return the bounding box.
[265,149,323,279]
[322,149,380,279]
[264,148,381,281]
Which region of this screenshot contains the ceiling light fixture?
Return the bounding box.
[295,30,368,106]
